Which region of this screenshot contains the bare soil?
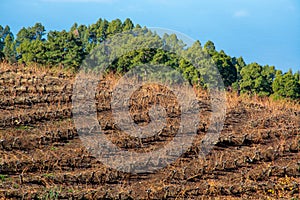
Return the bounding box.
[0,64,299,199]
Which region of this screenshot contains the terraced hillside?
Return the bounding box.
[0,63,299,199]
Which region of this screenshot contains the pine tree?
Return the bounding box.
[272,69,300,100]
[122,18,134,31]
[240,63,274,97]
[3,34,16,63]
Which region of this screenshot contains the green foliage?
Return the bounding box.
[12,19,136,69]
[0,25,4,52]
[163,33,186,51]
[122,18,135,31]
[44,30,85,68]
[44,31,65,66]
[101,30,205,86]
[212,50,237,87]
[272,69,300,100]
[203,41,237,87]
[204,40,216,55]
[3,34,16,63]
[107,19,123,36]
[0,174,8,182]
[16,23,46,64]
[0,18,299,100]
[43,188,60,200]
[231,56,246,90]
[240,63,275,97]
[17,39,45,64]
[0,25,14,61]
[16,23,45,44]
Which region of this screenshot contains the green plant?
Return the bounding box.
[0,174,8,182]
[50,146,57,151]
[67,188,74,193]
[43,188,60,200]
[43,173,54,178]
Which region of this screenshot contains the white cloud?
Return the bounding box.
[233,10,249,18]
[42,0,116,3]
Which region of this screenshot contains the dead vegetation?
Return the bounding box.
[0,63,299,199]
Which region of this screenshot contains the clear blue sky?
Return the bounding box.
[0,0,299,72]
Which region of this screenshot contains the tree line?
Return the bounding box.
[0,18,299,100]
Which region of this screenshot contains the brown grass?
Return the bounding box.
[0,63,299,199]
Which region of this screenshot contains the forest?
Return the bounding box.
[0,18,299,100]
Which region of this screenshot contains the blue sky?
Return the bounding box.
[0,0,299,72]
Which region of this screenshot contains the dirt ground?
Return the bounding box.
[0,64,299,199]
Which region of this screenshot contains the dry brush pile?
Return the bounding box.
[0,63,299,199]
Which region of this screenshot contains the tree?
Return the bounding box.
[122,18,134,31]
[45,30,85,69]
[204,40,216,56]
[262,65,276,91]
[0,25,3,48]
[16,23,46,64]
[272,69,300,100]
[231,56,246,90]
[0,25,4,60]
[3,34,16,63]
[63,31,85,68]
[162,33,186,52]
[16,27,31,46]
[182,40,217,87]
[16,23,45,45]
[232,56,246,80]
[1,17,297,101]
[96,19,109,43]
[0,25,13,42]
[212,50,237,87]
[0,25,14,61]
[240,62,275,97]
[31,23,46,40]
[44,31,65,66]
[203,41,238,87]
[294,71,300,82]
[17,39,45,64]
[107,19,122,36]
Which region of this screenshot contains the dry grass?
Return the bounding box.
[0,63,299,199]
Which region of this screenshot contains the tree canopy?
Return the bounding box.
[0,18,299,101]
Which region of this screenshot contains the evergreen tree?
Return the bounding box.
[31,23,46,40]
[63,31,85,68]
[231,56,246,90]
[122,18,134,31]
[96,19,109,42]
[272,69,300,100]
[107,19,122,36]
[16,23,45,45]
[212,50,237,87]
[240,62,275,97]
[0,18,297,101]
[0,25,14,61]
[3,34,16,63]
[204,40,216,56]
[16,23,46,64]
[45,31,65,66]
[162,33,186,52]
[45,30,85,69]
[0,25,4,60]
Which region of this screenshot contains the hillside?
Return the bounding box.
[1,19,300,101]
[0,63,299,199]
